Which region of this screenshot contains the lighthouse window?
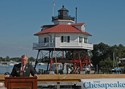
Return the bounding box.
[61,36,70,43]
[84,37,88,43]
[79,36,83,43]
[44,37,49,43]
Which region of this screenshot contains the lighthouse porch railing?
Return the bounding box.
[33,41,93,50]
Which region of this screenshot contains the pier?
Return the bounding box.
[1,74,125,82]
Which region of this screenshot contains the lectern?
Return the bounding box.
[5,77,37,89]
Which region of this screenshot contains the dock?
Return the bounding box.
[1,74,125,82]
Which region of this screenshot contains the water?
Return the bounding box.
[0,64,47,74]
[0,65,13,74]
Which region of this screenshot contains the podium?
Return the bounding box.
[5,77,37,89]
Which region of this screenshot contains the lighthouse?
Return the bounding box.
[33,6,93,74]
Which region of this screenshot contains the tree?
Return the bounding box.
[99,58,113,73]
[91,42,110,69]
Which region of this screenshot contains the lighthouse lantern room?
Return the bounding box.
[33,6,93,74]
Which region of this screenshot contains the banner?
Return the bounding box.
[81,78,125,89]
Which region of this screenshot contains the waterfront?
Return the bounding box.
[0,64,47,74]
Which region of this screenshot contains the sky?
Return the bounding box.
[0,0,125,58]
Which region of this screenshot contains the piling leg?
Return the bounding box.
[56,82,60,89]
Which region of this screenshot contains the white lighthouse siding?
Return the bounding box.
[53,20,75,25]
[81,25,85,32]
[33,33,93,50]
[55,35,60,48]
[56,33,93,50]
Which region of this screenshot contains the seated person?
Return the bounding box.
[10,55,37,77]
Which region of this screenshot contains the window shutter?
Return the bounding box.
[67,36,70,42]
[61,36,63,42]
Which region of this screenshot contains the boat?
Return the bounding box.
[37,63,46,65]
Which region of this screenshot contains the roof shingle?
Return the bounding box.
[34,24,91,36]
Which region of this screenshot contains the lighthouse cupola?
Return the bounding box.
[52,5,75,24]
[58,5,69,19]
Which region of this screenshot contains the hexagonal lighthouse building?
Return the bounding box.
[33,6,93,74]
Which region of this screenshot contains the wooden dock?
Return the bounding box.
[1,74,125,82]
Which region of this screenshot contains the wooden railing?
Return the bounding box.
[1,74,125,82]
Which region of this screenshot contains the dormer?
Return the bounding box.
[71,23,86,32]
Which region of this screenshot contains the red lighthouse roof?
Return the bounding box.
[34,24,92,36]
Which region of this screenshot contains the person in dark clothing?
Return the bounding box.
[10,55,37,77]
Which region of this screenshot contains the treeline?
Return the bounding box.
[0,56,36,62]
[91,42,125,73]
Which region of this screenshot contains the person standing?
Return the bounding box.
[10,55,37,77]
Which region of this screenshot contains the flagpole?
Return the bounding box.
[75,7,77,23]
[52,0,55,16]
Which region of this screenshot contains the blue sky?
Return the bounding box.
[0,0,125,57]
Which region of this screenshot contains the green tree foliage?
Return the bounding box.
[29,57,35,62]
[91,42,110,67]
[100,58,113,73]
[0,56,35,62]
[91,42,125,73]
